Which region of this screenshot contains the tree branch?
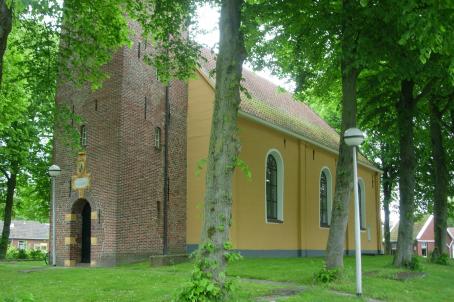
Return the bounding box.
[415,78,438,103]
[0,167,10,180]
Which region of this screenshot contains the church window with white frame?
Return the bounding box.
[320,168,333,227]
[265,150,284,223]
[358,178,366,230]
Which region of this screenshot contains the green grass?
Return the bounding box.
[228,256,454,301]
[0,261,274,302]
[1,256,453,301]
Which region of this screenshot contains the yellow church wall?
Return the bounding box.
[302,145,337,251]
[187,69,382,254]
[346,168,382,252]
[233,118,300,250]
[186,71,214,246]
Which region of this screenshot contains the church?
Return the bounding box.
[53,31,382,266]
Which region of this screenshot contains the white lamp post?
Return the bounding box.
[344,128,365,297]
[48,164,61,266]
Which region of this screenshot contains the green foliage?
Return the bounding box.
[125,0,201,83]
[313,266,340,284]
[234,158,252,180]
[406,256,423,272]
[430,252,449,266]
[178,241,242,302]
[195,158,208,177]
[5,246,19,260]
[6,247,46,261]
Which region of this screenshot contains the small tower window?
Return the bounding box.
[154,127,161,150]
[80,125,87,148]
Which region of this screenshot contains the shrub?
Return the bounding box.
[5,247,46,261]
[6,246,19,260]
[406,256,422,271]
[313,266,340,284]
[430,252,449,265]
[17,249,28,259]
[28,249,46,261]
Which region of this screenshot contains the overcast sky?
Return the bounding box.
[193,4,294,90]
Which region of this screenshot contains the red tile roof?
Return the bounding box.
[198,49,377,168]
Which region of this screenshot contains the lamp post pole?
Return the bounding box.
[344,128,365,297]
[51,175,56,266]
[352,145,362,296]
[49,164,61,266]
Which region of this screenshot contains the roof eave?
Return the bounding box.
[195,68,383,174]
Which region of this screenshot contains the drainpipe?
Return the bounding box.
[163,84,170,255]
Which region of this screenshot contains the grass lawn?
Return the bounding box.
[1,256,453,301]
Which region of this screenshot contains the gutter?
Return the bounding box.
[162,85,170,255]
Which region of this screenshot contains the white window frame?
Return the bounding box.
[18,240,27,250]
[421,241,428,257]
[319,167,333,228]
[264,149,284,223]
[358,177,366,231]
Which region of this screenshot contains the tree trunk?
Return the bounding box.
[0,0,13,86]
[382,166,393,255]
[429,100,448,260]
[0,171,17,259]
[196,0,245,294]
[325,0,359,270]
[393,80,417,267]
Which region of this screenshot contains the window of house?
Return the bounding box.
[320,168,332,227]
[18,240,26,250]
[80,125,87,147]
[358,179,366,230]
[421,242,428,257]
[265,150,284,223]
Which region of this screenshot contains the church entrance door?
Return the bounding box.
[81,202,91,263]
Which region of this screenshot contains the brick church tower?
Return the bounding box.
[52,25,187,266]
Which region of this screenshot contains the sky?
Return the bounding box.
[193,4,294,90]
[193,4,400,227]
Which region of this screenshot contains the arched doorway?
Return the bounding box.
[70,199,92,264]
[81,202,91,263]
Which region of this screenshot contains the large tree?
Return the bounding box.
[243,0,384,269]
[0,21,57,259]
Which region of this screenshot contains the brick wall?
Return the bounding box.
[53,22,187,266]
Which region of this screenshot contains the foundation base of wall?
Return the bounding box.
[150,254,189,267]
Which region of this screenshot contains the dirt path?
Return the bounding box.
[242,278,384,302]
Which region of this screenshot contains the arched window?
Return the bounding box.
[358,178,366,230]
[265,150,284,223]
[320,168,333,227]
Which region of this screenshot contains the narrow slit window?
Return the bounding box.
[80,125,87,148]
[138,42,141,58]
[154,127,161,149]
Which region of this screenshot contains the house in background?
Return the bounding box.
[390,215,454,258]
[0,220,49,251]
